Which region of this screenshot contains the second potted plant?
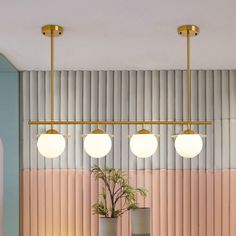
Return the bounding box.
[91,165,147,236]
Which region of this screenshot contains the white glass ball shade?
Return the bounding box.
[130,134,158,158]
[174,134,203,158]
[37,133,66,158]
[84,134,112,158]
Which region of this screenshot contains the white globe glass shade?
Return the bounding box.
[130,134,158,158]
[84,134,112,158]
[174,134,203,158]
[37,133,66,158]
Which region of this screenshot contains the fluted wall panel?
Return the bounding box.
[20,70,236,236]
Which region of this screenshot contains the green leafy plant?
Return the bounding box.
[91,165,147,218]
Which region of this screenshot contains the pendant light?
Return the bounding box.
[173,25,204,158]
[29,25,212,160]
[37,25,66,158]
[83,125,112,158]
[129,126,159,158]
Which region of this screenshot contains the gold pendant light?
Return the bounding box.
[31,25,212,159]
[173,25,205,158]
[129,124,159,158]
[37,25,66,158]
[82,125,113,158]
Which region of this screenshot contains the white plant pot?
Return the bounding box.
[99,217,118,236]
[131,208,150,236]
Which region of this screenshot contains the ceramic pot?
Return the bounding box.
[131,208,150,236]
[99,217,118,236]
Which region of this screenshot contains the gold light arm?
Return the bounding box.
[28,120,212,125]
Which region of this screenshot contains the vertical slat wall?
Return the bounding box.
[20,70,236,236]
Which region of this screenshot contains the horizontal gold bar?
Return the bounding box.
[28,120,212,125]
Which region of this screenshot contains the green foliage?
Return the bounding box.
[91,165,147,218]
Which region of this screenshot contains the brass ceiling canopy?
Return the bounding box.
[42,25,63,37]
[178,25,199,37]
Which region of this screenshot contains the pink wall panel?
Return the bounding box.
[152,169,160,236]
[175,170,183,236]
[198,171,207,236]
[183,170,191,236]
[214,171,222,236]
[68,170,76,236]
[60,170,68,235]
[91,173,98,236]
[230,170,236,236]
[45,170,53,236]
[37,170,46,236]
[30,170,38,236]
[206,171,214,236]
[222,170,230,236]
[21,169,236,236]
[191,171,199,236]
[75,171,83,236]
[160,170,168,236]
[52,170,60,236]
[22,169,30,236]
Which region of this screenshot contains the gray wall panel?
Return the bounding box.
[68,71,76,168]
[83,71,92,169]
[21,70,236,170]
[59,71,68,169]
[106,71,114,168]
[129,71,137,170]
[230,120,236,168]
[113,71,121,169]
[29,72,38,169]
[144,71,152,169]
[53,71,60,168]
[151,71,160,169]
[137,71,145,170]
[98,71,106,168]
[90,71,99,167]
[121,71,129,169]
[75,71,83,169]
[230,70,236,118]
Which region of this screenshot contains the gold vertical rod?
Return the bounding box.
[50,29,54,130]
[187,30,191,129]
[141,123,144,130]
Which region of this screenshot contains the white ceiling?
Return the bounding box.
[1,0,236,70]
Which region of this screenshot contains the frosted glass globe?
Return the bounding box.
[130,134,158,158]
[175,134,203,158]
[84,134,112,158]
[37,133,66,158]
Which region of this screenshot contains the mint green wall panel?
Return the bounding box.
[0,54,19,236]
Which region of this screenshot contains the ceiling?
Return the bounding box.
[1,0,236,70]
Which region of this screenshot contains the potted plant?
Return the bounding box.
[91,165,147,236]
